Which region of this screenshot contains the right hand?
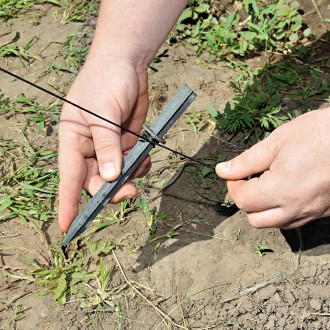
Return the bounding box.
[58,55,151,232]
[216,109,330,229]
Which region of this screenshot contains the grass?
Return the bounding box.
[0,35,41,65]
[209,53,330,141]
[0,0,59,22]
[0,138,58,222]
[54,0,98,24]
[50,32,89,76]
[0,0,97,24]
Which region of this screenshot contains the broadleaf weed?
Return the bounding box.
[173,0,311,58]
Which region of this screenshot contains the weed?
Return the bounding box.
[108,199,136,224]
[8,304,27,329]
[254,243,273,257]
[0,0,58,21]
[54,0,98,24]
[0,138,58,222]
[56,32,89,74]
[173,0,311,58]
[24,240,119,305]
[217,49,330,141]
[138,199,167,237]
[185,108,207,133]
[217,80,290,141]
[0,36,40,65]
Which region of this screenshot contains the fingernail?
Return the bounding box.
[217,161,231,173]
[101,162,116,179]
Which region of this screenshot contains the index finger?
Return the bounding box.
[58,132,90,232]
[227,170,280,213]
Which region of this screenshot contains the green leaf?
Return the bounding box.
[224,12,237,29]
[194,4,209,13]
[43,0,60,4]
[149,222,157,236]
[207,103,218,120]
[87,240,115,256]
[303,28,311,37]
[200,166,213,177]
[0,194,13,212]
[70,271,98,286]
[251,0,260,17]
[177,8,192,24]
[83,220,117,237]
[247,22,265,35]
[289,33,298,42]
[240,31,257,41]
[139,199,149,214]
[166,227,177,238]
[52,273,67,300]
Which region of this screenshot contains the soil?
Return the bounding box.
[0,1,330,330]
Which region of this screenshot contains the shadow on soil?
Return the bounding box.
[282,218,330,256]
[135,31,330,270]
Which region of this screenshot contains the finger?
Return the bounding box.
[216,132,281,180]
[83,155,151,194]
[89,111,123,181]
[83,157,148,192]
[227,171,279,213]
[58,144,88,233]
[245,204,314,229]
[110,183,138,203]
[245,207,286,228]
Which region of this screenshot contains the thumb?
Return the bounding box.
[216,135,279,180]
[89,112,123,181]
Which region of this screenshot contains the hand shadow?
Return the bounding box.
[281,218,330,256]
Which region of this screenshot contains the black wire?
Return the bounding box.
[0,66,215,169]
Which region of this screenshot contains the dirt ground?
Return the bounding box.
[0,1,330,329]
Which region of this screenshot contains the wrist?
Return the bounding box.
[87,0,188,71]
[87,41,153,72]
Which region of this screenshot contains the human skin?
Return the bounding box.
[216,108,330,229]
[58,0,188,232]
[58,0,330,233]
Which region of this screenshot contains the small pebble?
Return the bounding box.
[310,298,322,311]
[40,310,49,318]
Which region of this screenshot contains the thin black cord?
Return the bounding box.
[0,66,214,169]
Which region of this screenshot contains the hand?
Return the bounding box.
[58,55,151,232]
[216,108,330,229]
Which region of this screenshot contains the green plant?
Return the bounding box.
[54,0,98,24]
[0,0,58,21]
[0,36,40,64]
[215,75,294,141]
[25,240,118,305]
[54,32,89,74]
[8,304,27,329]
[0,138,58,222]
[254,243,273,257]
[185,108,206,133]
[173,0,311,58]
[138,199,167,237]
[108,199,136,223]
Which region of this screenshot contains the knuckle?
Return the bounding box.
[233,194,247,212]
[93,139,116,153]
[239,149,253,167]
[247,216,264,229]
